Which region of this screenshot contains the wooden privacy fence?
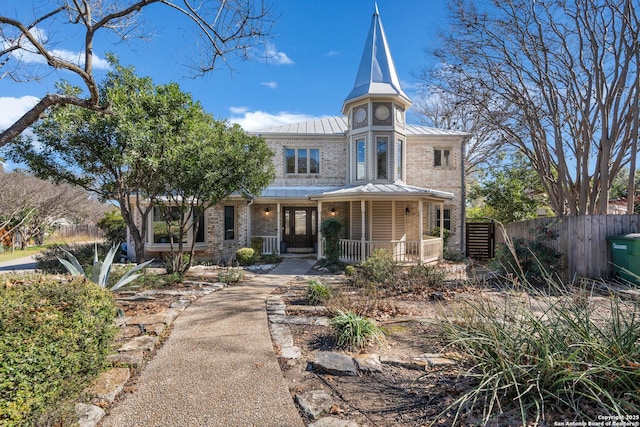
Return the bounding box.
[497,215,640,280]
[53,224,104,240]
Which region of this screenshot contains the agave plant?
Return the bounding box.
[59,243,153,291]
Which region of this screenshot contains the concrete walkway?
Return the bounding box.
[101,258,314,427]
[0,255,37,272]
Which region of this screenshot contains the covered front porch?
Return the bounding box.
[251,183,453,265]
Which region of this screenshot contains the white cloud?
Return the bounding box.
[0,96,40,130]
[3,26,110,70]
[12,48,111,70]
[260,81,277,89]
[252,42,294,65]
[228,108,323,131]
[326,50,341,57]
[229,106,248,115]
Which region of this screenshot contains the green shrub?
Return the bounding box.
[330,310,385,350]
[306,278,331,305]
[218,267,245,284]
[250,237,264,260]
[440,279,640,424]
[360,248,398,284]
[492,237,562,283]
[36,243,112,274]
[344,265,356,277]
[430,226,451,246]
[96,209,126,246]
[261,253,281,264]
[0,274,116,426]
[235,247,255,266]
[133,271,183,289]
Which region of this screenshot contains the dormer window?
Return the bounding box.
[285,148,320,174]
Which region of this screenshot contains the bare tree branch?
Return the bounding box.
[429,0,639,215]
[0,0,274,147]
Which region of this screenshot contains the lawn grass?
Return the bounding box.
[0,235,102,264]
[0,244,52,263]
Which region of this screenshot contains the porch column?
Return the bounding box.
[360,199,366,261]
[277,203,281,254]
[246,202,252,247]
[419,199,424,265]
[317,201,323,260]
[439,202,444,259]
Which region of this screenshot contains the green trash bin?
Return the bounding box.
[607,234,640,285]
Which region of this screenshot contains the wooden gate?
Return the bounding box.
[466,221,495,260]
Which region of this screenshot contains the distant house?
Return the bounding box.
[129,6,468,264]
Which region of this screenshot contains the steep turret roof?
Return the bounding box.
[343,4,412,112]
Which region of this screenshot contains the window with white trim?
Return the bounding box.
[396,139,403,181]
[150,206,206,244]
[435,208,452,231]
[356,138,366,181]
[376,136,388,179]
[285,148,320,174]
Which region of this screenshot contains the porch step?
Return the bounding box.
[285,247,314,254]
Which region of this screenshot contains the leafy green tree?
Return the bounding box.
[610,168,640,214]
[9,62,201,261]
[156,116,275,273]
[468,153,545,224]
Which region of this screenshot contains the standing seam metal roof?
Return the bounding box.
[253,116,468,137]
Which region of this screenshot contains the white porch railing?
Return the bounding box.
[337,238,443,264]
[254,235,279,254]
[422,237,444,263]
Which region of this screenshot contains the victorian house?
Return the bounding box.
[131,6,468,264]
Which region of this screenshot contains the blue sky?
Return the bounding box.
[0,1,449,136]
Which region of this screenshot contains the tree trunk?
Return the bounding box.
[119,205,146,263]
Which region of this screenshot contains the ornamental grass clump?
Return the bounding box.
[439,277,640,425]
[331,310,385,350]
[306,278,331,305]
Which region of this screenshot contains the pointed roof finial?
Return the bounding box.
[343,4,411,112]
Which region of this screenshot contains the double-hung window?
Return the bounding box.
[434,149,451,167]
[436,208,452,231]
[285,148,320,174]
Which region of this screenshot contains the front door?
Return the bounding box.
[283,207,317,249]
